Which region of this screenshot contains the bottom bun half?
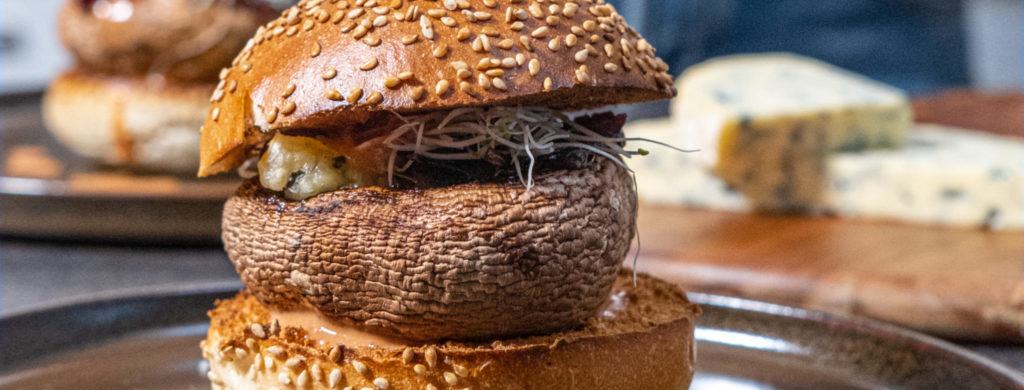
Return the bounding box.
[42,70,212,173]
[202,269,699,390]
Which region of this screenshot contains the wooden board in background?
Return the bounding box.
[634,204,1024,341]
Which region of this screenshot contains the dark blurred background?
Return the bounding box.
[1,0,1020,97]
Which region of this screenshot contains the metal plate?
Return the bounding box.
[0,96,236,243]
[1,285,1023,390]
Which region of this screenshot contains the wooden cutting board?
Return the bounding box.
[633,205,1024,341]
[630,92,1024,341]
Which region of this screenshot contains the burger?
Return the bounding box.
[42,0,276,173]
[199,0,699,388]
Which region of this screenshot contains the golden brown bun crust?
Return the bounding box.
[202,270,699,390]
[42,70,213,173]
[199,0,676,176]
[58,0,276,83]
[222,158,636,341]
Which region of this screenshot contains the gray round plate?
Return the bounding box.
[1,284,1022,390]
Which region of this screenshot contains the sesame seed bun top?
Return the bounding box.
[198,0,676,177]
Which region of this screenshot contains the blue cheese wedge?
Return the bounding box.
[628,120,1024,230]
[671,53,913,210]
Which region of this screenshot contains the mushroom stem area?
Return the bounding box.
[255,106,636,200]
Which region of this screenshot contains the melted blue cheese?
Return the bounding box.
[258,134,375,200]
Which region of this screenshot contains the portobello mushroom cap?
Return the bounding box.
[222,158,637,341]
[197,0,677,177]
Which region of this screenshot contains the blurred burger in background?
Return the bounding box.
[41,0,277,173]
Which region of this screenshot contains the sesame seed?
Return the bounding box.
[282,101,297,115]
[576,65,592,83]
[311,42,322,57]
[519,35,533,51]
[331,10,345,23]
[457,69,472,79]
[413,364,428,376]
[302,19,315,31]
[456,28,470,41]
[565,34,578,48]
[385,76,401,88]
[266,345,285,357]
[286,25,298,36]
[402,34,418,44]
[211,107,220,121]
[637,39,651,51]
[516,53,526,65]
[285,356,305,369]
[322,69,337,80]
[425,347,437,368]
[589,33,600,43]
[360,58,379,70]
[575,50,593,65]
[353,360,369,375]
[329,345,343,363]
[266,107,279,123]
[571,25,585,36]
[373,378,389,389]
[458,80,472,93]
[347,8,364,18]
[546,15,560,25]
[497,39,514,50]
[441,16,456,26]
[398,71,414,80]
[278,372,291,385]
[543,77,552,90]
[389,0,402,9]
[340,21,356,32]
[528,58,540,75]
[485,69,504,77]
[471,37,483,52]
[451,61,468,70]
[481,26,499,37]
[328,369,342,388]
[501,57,516,68]
[477,73,491,89]
[250,324,267,339]
[436,80,450,95]
[586,43,599,56]
[433,44,448,58]
[363,35,382,46]
[602,43,616,57]
[456,0,469,9]
[219,68,230,80]
[483,0,496,7]
[353,25,368,38]
[310,364,323,381]
[442,0,457,11]
[530,26,549,38]
[492,77,507,91]
[297,370,310,387]
[563,2,579,17]
[263,355,275,370]
[366,91,383,104]
[444,372,458,385]
[548,36,562,51]
[326,88,343,100]
[528,3,543,18]
[241,63,252,73]
[427,9,445,18]
[372,5,390,15]
[410,86,425,100]
[510,21,524,31]
[475,58,492,70]
[235,347,247,358]
[453,364,469,377]
[462,9,477,22]
[473,11,492,20]
[373,15,388,26]
[419,15,435,39]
